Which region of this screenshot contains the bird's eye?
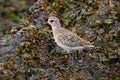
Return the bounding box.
[50,20,53,23]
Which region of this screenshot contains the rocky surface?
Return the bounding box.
[0,0,120,80]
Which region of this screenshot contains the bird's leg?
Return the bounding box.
[67,51,76,68]
[73,50,78,60]
[68,53,71,68]
[77,50,85,64]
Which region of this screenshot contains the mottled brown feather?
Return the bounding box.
[57,32,92,47]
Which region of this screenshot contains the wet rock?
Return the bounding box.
[0,46,15,55]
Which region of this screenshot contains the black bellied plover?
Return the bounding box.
[47,16,94,53]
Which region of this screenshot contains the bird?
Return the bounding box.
[47,16,95,53]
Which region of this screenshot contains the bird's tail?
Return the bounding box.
[86,45,95,48]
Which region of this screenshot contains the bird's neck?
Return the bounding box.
[52,23,62,38]
[52,23,61,31]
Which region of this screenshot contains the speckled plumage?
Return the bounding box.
[48,16,94,53]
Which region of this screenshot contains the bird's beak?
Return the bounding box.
[46,21,51,26]
[47,20,49,24]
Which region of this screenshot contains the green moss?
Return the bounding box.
[2,35,10,45]
[4,9,21,23]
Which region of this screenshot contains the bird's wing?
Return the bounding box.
[58,33,92,47]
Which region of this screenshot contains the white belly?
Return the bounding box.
[55,40,84,52]
[56,41,72,51]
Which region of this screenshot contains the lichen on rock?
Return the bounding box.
[0,0,120,80]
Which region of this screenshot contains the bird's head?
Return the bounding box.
[47,16,60,27]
